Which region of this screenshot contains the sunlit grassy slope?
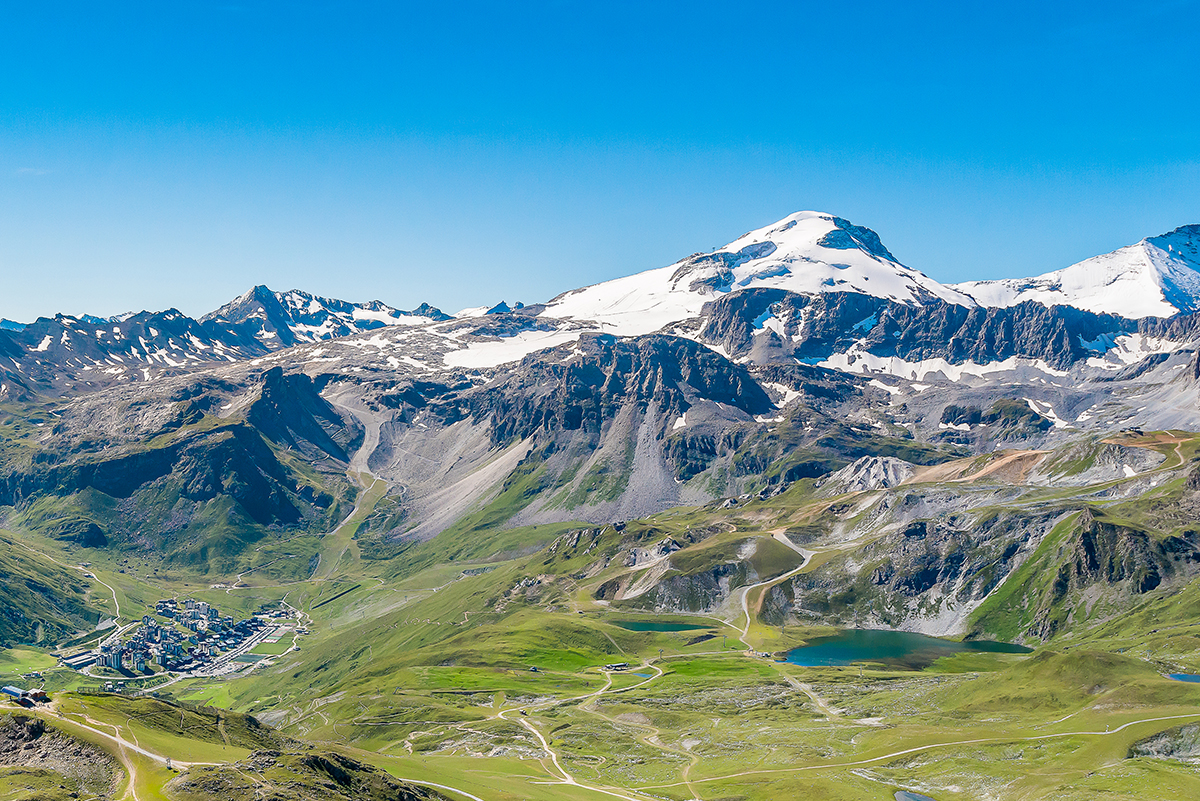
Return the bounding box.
[6,430,1200,798]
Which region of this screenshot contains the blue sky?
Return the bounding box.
[2,1,1198,321]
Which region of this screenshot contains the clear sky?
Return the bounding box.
[2,1,1198,321]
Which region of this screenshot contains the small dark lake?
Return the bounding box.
[895,792,937,801]
[1169,673,1200,683]
[785,629,1031,669]
[612,620,708,632]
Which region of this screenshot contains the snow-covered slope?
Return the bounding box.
[954,225,1200,319]
[454,301,526,318]
[540,211,975,335]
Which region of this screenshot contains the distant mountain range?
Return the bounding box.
[201,286,453,345]
[3,211,1198,399]
[8,212,1200,334]
[6,209,1200,655]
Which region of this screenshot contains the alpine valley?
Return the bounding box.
[6,211,1200,801]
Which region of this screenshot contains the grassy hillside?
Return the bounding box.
[5,423,1200,798]
[0,531,99,647]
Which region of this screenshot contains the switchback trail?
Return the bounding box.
[494,662,669,801]
[736,550,813,640]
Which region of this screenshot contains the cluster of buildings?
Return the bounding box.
[1,685,47,706]
[60,598,283,675]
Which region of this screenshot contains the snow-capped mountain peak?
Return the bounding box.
[540,211,974,336]
[201,286,451,345]
[954,224,1200,319]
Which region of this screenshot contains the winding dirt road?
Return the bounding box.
[634,711,1200,792]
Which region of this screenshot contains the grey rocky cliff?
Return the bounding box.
[699,289,1134,369]
[416,333,774,447]
[761,511,1057,637]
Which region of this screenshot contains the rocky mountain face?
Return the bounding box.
[456,333,774,445]
[760,510,1055,635]
[247,367,363,464]
[3,210,1200,647]
[0,715,120,797]
[0,365,360,573]
[201,285,450,347]
[0,308,268,395]
[1014,497,1200,641]
[697,289,1135,369]
[333,333,791,542]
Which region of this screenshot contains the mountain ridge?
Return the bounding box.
[2,211,1199,399]
[5,212,1200,335]
[954,223,1200,319]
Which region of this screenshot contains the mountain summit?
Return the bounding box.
[539,211,975,336]
[954,224,1200,319]
[202,286,450,346]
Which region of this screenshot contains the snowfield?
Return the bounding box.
[540,211,976,336]
[954,225,1200,319]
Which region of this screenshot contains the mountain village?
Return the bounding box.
[58,599,299,682]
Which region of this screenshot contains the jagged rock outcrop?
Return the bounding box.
[761,511,1055,636]
[201,286,451,348]
[817,456,915,494]
[1051,509,1195,599]
[201,284,305,347]
[595,561,746,612]
[974,506,1200,641]
[2,308,271,391]
[0,715,120,797]
[0,286,452,393]
[452,333,774,445]
[1130,722,1200,762]
[247,367,363,464]
[700,290,1134,369]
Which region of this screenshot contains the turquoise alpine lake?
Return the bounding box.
[785,629,1031,669]
[611,620,709,632]
[1169,673,1200,683]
